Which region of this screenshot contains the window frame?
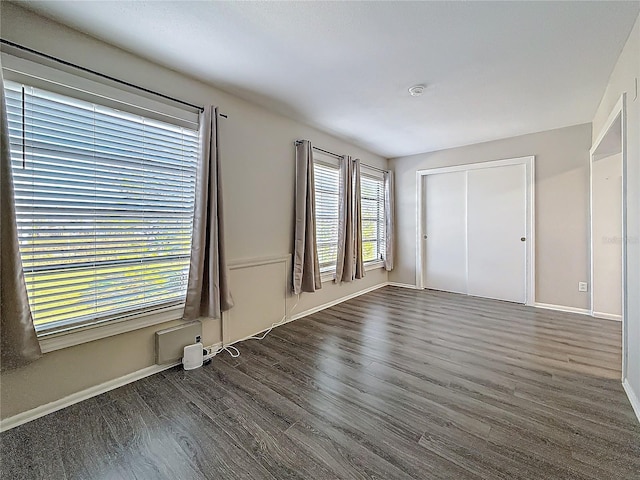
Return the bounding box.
[360,168,386,268]
[312,154,387,281]
[2,54,201,351]
[312,153,341,278]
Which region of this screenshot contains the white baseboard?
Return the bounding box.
[0,361,180,433]
[226,282,393,347]
[0,282,390,432]
[214,282,390,353]
[230,281,405,345]
[533,302,590,315]
[623,378,640,424]
[289,282,388,322]
[2,280,627,433]
[593,311,623,321]
[387,282,420,289]
[225,317,298,347]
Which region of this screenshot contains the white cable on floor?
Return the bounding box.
[248,294,300,341]
[203,344,239,361]
[203,294,300,361]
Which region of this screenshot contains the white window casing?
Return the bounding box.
[313,153,340,276]
[360,166,386,266]
[313,154,386,279]
[3,57,200,343]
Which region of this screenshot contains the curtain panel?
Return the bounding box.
[292,140,322,294]
[336,156,365,283]
[1,66,42,371]
[183,106,234,320]
[384,170,395,271]
[353,159,365,278]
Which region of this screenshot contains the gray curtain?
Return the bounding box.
[1,67,42,371]
[183,106,234,320]
[336,156,364,282]
[384,170,395,271]
[293,140,321,294]
[353,159,365,279]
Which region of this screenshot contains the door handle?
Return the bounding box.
[520,237,526,242]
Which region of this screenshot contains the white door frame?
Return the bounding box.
[415,156,536,306]
[589,93,627,380]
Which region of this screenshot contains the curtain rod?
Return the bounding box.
[295,140,388,174]
[0,38,224,116]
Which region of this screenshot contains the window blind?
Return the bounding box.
[4,80,199,332]
[2,53,200,130]
[361,170,386,264]
[313,161,340,273]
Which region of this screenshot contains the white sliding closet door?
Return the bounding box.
[466,165,527,303]
[421,161,529,304]
[423,172,467,294]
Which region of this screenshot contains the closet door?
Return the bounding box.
[423,172,467,294]
[466,165,527,303]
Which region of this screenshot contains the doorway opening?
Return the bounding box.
[590,94,626,379]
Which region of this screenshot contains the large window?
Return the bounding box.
[360,169,386,264]
[5,80,199,332]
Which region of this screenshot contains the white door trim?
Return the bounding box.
[590,93,627,381]
[415,156,535,306]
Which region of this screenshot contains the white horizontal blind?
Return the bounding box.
[4,80,199,332]
[361,169,386,264]
[313,159,340,273]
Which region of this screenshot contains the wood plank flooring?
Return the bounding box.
[2,286,639,479]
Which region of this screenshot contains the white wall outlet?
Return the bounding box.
[578,282,588,292]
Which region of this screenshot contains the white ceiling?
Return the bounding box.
[14,1,640,158]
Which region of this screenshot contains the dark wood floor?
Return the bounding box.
[2,286,639,479]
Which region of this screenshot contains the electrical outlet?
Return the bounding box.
[578,282,588,292]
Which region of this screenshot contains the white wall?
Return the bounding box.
[390,124,592,310]
[592,153,623,318]
[0,3,388,419]
[592,14,640,414]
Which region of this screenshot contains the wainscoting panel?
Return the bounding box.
[222,255,290,344]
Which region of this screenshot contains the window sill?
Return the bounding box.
[320,270,336,282]
[37,304,185,354]
[320,261,385,284]
[364,260,385,271]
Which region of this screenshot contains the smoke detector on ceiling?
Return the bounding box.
[408,84,426,96]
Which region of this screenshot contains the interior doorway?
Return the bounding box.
[590,94,626,378]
